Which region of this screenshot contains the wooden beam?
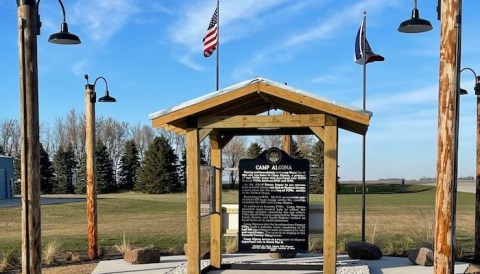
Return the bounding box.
[282,111,292,154]
[310,127,325,142]
[199,128,213,142]
[323,122,338,274]
[198,114,328,129]
[151,83,260,127]
[186,127,200,274]
[258,82,370,127]
[210,133,223,268]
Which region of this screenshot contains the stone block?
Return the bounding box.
[124,247,160,264]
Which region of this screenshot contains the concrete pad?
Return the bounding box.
[93,255,187,274]
[361,256,469,274]
[92,253,471,274]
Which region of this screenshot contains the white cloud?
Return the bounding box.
[72,59,91,77]
[231,0,402,80]
[72,0,140,42]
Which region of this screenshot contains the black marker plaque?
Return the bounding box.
[238,147,309,253]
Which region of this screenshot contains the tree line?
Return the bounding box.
[0,112,325,195]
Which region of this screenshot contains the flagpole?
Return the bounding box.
[361,11,367,243]
[215,0,220,91]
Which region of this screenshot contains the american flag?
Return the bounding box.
[203,6,218,57]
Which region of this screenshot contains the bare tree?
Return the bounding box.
[256,135,282,150]
[0,118,20,156]
[40,122,55,155]
[51,109,85,161]
[96,117,129,176]
[157,128,185,160]
[130,123,156,161]
[294,135,314,159]
[223,136,247,189]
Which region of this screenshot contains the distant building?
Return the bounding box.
[0,155,14,199]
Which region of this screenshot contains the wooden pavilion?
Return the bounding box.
[149,77,371,274]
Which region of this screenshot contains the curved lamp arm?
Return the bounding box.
[84,74,116,103]
[460,67,480,95]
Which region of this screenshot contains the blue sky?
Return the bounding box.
[1,0,479,180]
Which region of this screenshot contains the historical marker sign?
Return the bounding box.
[238,147,309,253]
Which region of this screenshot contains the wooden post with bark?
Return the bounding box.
[85,84,98,260]
[17,1,42,273]
[476,96,480,261]
[435,0,461,273]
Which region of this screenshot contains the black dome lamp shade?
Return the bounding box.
[398,0,433,33]
[48,0,81,44]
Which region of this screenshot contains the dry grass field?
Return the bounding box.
[0,183,476,272]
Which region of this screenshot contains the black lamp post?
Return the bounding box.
[16,0,80,273]
[398,1,463,273]
[84,74,116,260]
[459,68,480,262]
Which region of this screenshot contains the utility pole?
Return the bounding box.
[17,1,42,273]
[434,0,461,273]
[85,84,98,260]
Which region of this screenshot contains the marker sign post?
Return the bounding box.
[238,147,309,253]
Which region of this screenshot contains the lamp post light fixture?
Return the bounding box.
[84,74,116,260]
[398,1,463,273]
[398,0,433,33]
[16,0,80,273]
[459,68,480,261]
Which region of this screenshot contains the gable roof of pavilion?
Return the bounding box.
[149,77,372,135]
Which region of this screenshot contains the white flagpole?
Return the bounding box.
[216,0,220,91]
[361,11,367,243]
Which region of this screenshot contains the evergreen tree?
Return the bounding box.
[39,143,55,194]
[53,144,77,194]
[96,140,116,194]
[118,140,140,191]
[246,142,263,158]
[291,139,303,158]
[75,157,86,194]
[179,146,207,191]
[136,136,180,194]
[0,145,4,155]
[310,140,324,194]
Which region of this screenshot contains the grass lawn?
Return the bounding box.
[0,184,476,259]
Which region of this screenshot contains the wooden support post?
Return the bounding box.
[475,96,480,261]
[85,84,98,260]
[323,122,338,274]
[435,0,460,273]
[17,2,42,273]
[282,111,292,154]
[186,124,201,274]
[210,133,223,268]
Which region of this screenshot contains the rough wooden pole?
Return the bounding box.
[17,1,42,273]
[85,84,98,260]
[476,96,480,261]
[186,121,201,274]
[210,133,223,268]
[323,119,338,274]
[435,1,460,273]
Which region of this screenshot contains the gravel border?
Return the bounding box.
[164,260,370,274]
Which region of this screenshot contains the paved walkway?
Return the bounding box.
[92,254,471,274]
